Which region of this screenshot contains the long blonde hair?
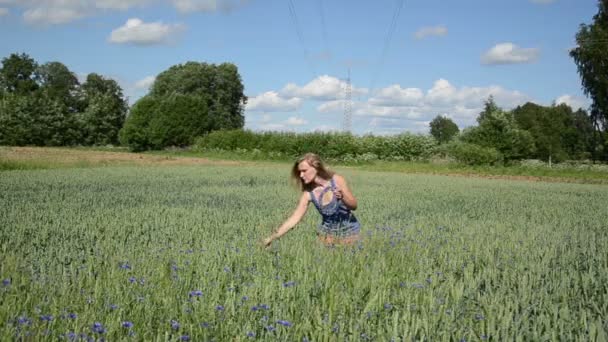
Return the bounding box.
[291,153,334,191]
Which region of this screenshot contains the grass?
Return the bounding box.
[1,164,607,340]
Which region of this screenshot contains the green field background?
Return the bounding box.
[1,165,607,340]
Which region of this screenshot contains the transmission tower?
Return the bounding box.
[343,68,352,133]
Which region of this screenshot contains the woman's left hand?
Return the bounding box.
[333,187,343,199]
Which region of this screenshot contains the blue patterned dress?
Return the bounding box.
[309,177,360,237]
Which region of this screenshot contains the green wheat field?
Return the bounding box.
[1,165,607,341]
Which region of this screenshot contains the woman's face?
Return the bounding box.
[297,160,318,184]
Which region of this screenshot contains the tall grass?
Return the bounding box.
[0,166,607,340]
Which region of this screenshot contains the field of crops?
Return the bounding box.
[1,164,607,341]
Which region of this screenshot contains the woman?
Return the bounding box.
[263,153,360,247]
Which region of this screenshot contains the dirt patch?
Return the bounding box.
[0,146,242,167]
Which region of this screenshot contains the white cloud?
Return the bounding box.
[312,125,338,132]
[281,75,367,101]
[285,116,307,126]
[481,43,540,65]
[414,25,447,40]
[171,0,248,13]
[246,91,302,112]
[252,77,533,133]
[7,0,150,25]
[135,75,155,89]
[109,18,185,45]
[0,7,9,16]
[530,0,555,4]
[369,84,424,106]
[555,94,590,110]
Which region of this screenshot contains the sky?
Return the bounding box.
[0,0,599,135]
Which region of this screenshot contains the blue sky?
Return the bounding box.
[0,0,598,135]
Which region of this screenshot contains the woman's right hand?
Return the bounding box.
[262,237,273,248]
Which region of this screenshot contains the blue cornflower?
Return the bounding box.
[171,264,179,271]
[188,290,202,297]
[189,290,203,297]
[68,313,77,320]
[251,306,259,311]
[122,321,133,329]
[65,332,77,341]
[17,316,31,325]
[180,335,190,341]
[276,320,292,327]
[2,278,10,286]
[282,281,296,287]
[109,304,119,311]
[384,303,393,310]
[265,325,275,332]
[246,331,256,338]
[128,276,137,284]
[259,304,270,310]
[92,322,105,334]
[171,320,180,330]
[215,305,224,311]
[200,322,211,328]
[241,296,249,301]
[40,315,53,322]
[475,313,485,321]
[119,263,131,270]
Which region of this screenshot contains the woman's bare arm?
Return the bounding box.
[333,174,357,210]
[263,192,310,246]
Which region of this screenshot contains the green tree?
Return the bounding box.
[37,61,80,111]
[429,115,459,144]
[121,61,247,151]
[570,0,608,160]
[0,53,39,95]
[80,73,128,145]
[461,105,535,162]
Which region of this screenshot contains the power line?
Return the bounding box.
[288,0,317,78]
[368,0,405,99]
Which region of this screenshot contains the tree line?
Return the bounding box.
[429,96,602,164]
[0,53,247,150]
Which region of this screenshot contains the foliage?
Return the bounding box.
[194,130,437,161]
[570,0,608,161]
[460,102,535,162]
[429,115,459,144]
[440,141,502,165]
[0,53,128,147]
[121,62,247,151]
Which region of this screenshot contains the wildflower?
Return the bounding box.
[91,322,105,334]
[259,304,270,310]
[180,335,190,341]
[65,332,77,341]
[68,313,77,320]
[265,325,275,332]
[283,281,296,287]
[109,304,118,311]
[40,315,53,322]
[251,306,259,311]
[276,320,292,327]
[119,263,131,270]
[189,290,203,297]
[246,331,256,338]
[122,321,133,329]
[171,320,180,330]
[128,277,137,284]
[200,322,211,328]
[384,303,393,310]
[241,296,249,301]
[475,313,485,321]
[2,278,10,286]
[17,316,32,325]
[216,305,224,311]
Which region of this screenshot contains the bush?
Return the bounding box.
[441,142,502,165]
